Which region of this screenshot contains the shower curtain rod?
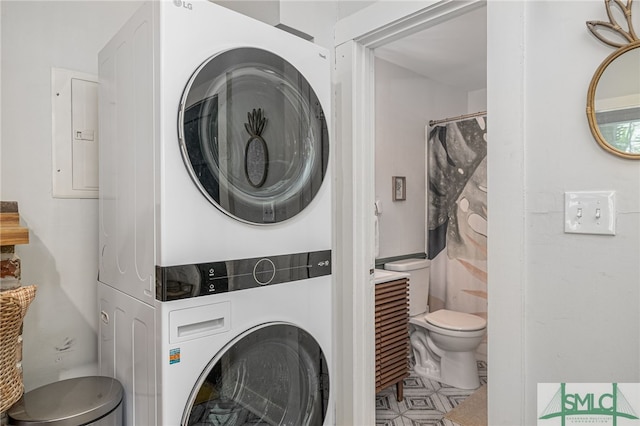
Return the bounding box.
[428,110,487,127]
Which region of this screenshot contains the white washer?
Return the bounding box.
[97,2,333,425]
[98,276,331,425]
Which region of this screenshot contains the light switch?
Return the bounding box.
[564,191,616,235]
[75,130,95,141]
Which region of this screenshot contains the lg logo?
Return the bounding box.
[173,0,193,10]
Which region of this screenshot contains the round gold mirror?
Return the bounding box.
[587,42,640,159]
[586,0,640,159]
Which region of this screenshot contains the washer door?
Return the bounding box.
[179,48,329,225]
[183,323,329,426]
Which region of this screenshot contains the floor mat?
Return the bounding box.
[443,384,487,426]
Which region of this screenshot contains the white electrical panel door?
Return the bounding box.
[52,68,99,198]
[71,78,99,191]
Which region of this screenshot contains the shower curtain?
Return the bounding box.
[427,116,487,335]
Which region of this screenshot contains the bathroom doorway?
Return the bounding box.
[332,1,488,424]
[372,5,487,424]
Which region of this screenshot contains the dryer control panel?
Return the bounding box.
[155,250,331,301]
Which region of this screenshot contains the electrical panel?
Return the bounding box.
[52,68,99,198]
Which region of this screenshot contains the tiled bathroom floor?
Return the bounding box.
[375,361,487,426]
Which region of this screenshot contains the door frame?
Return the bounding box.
[332,1,526,424]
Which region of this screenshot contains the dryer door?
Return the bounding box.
[179,48,329,225]
[183,323,329,426]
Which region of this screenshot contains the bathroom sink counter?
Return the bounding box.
[374,271,410,400]
[374,269,409,284]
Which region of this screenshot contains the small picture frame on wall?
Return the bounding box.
[392,176,406,201]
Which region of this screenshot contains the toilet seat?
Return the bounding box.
[425,309,486,331]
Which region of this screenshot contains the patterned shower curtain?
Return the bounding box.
[427,116,488,332]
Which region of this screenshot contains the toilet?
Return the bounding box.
[384,258,486,390]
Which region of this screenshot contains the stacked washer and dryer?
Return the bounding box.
[97,2,333,425]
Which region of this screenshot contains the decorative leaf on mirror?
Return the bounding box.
[586,0,640,159]
[587,0,638,48]
[244,108,269,188]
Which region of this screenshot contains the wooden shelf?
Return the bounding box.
[0,211,29,246]
[375,278,409,401]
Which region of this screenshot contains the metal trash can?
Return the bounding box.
[7,376,123,426]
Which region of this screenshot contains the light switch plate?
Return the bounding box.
[564,191,616,235]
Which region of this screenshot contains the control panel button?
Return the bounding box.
[253,258,276,285]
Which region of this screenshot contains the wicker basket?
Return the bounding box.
[0,285,36,413]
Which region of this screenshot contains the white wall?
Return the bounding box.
[525,0,639,419]
[374,57,468,259]
[214,0,339,49]
[489,1,640,423]
[214,0,373,50]
[337,0,376,20]
[211,0,280,27]
[1,1,141,391]
[374,57,487,262]
[468,88,487,114]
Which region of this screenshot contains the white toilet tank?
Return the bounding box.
[384,258,430,316]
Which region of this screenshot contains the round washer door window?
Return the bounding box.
[183,323,330,426]
[179,48,329,225]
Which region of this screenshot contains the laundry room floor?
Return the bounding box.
[375,361,487,426]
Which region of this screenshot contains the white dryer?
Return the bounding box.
[98,0,331,304]
[97,1,333,425]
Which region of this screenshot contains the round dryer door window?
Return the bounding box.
[183,323,330,426]
[179,48,329,225]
